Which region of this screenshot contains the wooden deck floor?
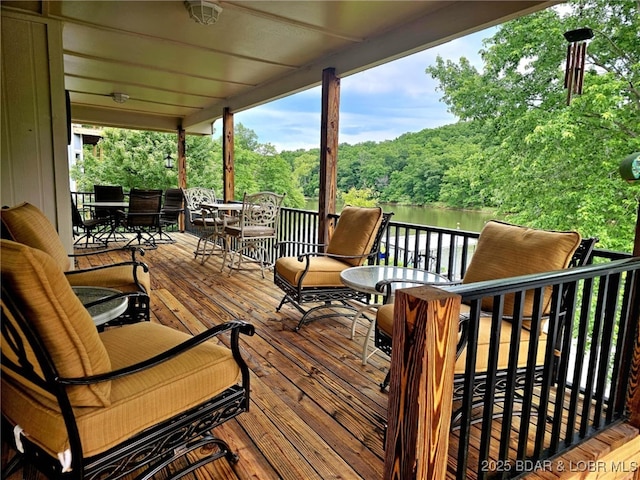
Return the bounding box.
[3,232,638,479]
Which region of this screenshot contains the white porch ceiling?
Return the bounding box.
[4,1,556,135]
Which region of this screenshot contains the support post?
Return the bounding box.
[177,127,186,231]
[318,67,340,248]
[223,107,234,203]
[625,200,640,427]
[384,286,461,480]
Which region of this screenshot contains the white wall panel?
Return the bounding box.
[1,12,72,251]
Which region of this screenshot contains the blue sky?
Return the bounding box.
[215,27,494,152]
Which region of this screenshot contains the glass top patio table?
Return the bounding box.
[72,286,128,327]
[340,265,448,296]
[340,265,449,364]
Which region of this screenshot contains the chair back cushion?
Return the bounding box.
[1,240,112,407]
[1,202,72,272]
[462,221,581,316]
[326,206,383,267]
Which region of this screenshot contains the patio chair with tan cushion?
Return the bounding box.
[1,239,254,479]
[1,202,151,324]
[374,221,596,423]
[274,206,392,331]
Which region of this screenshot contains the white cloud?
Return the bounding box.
[226,28,494,152]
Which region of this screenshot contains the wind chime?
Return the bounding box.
[563,27,594,105]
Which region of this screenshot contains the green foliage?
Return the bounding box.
[71,124,305,208]
[425,0,639,251]
[340,187,378,207]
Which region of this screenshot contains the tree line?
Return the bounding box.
[72,0,638,252]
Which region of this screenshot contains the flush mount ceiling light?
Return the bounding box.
[184,0,222,25]
[111,92,129,104]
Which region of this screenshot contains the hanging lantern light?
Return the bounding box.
[165,153,174,169]
[563,27,594,105]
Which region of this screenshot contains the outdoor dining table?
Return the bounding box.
[83,200,130,244]
[340,265,450,364]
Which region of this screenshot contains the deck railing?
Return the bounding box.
[385,257,640,479]
[71,197,627,271]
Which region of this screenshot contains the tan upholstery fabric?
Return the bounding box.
[462,221,581,316]
[376,303,547,374]
[1,202,151,294]
[1,322,240,458]
[275,256,351,287]
[1,202,72,271]
[326,206,383,267]
[1,240,112,406]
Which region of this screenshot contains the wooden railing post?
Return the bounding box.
[384,286,460,480]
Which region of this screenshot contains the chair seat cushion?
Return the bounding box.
[192,217,224,227]
[376,303,547,374]
[66,264,151,294]
[1,322,241,459]
[225,225,276,238]
[275,256,352,287]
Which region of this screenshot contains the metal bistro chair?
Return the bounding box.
[222,192,285,278]
[119,189,163,248]
[184,187,232,264]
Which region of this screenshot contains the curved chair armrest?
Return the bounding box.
[65,260,150,276]
[65,260,150,294]
[58,320,255,385]
[296,250,368,263]
[276,241,327,257]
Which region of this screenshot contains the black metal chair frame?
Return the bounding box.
[374,237,598,426]
[119,189,163,248]
[70,195,109,249]
[275,212,393,331]
[156,188,185,244]
[93,185,127,244]
[1,285,254,480]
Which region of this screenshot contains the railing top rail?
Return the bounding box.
[442,257,640,300]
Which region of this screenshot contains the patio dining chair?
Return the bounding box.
[222,191,285,278]
[1,239,254,480]
[374,220,597,424]
[1,201,151,324]
[156,187,185,244]
[119,188,163,248]
[184,187,231,263]
[274,206,393,331]
[70,195,109,249]
[93,184,126,243]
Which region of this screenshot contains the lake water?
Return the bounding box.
[303,199,500,233]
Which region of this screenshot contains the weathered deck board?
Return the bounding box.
[3,232,638,480]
